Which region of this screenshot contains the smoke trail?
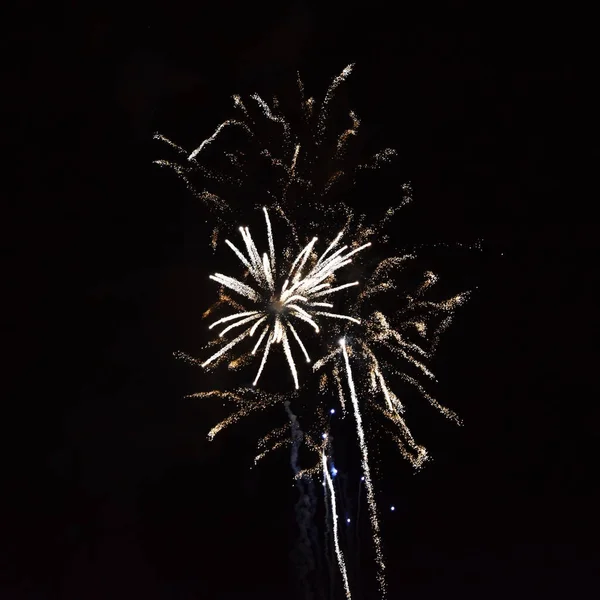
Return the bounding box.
[285,401,324,600]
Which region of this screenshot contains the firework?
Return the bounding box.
[159,65,473,600]
[153,64,399,235]
[313,255,469,470]
[198,206,369,390]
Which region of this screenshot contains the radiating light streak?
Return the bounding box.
[209,311,259,329]
[201,329,250,368]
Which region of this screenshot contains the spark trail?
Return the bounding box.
[322,450,351,600]
[340,337,386,597]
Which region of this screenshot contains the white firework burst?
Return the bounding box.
[201,206,370,389]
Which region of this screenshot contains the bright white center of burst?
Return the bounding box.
[269,298,286,314]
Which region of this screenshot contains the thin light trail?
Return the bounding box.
[340,337,387,598]
[323,451,352,600]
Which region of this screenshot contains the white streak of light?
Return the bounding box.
[201,330,250,368]
[340,338,387,597]
[249,316,267,336]
[188,120,245,160]
[314,311,361,324]
[262,253,275,291]
[253,330,274,386]
[312,281,359,298]
[274,318,284,343]
[281,328,299,389]
[242,227,263,279]
[375,369,394,412]
[252,325,269,355]
[263,207,276,273]
[322,451,352,600]
[283,294,307,305]
[343,242,372,260]
[317,231,344,265]
[287,305,320,332]
[312,245,347,275]
[288,237,318,278]
[210,274,259,301]
[225,239,253,273]
[219,313,261,337]
[209,311,259,329]
[293,237,318,280]
[286,320,310,363]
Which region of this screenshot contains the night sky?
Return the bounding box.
[4,2,594,599]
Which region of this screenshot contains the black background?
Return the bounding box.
[4,2,594,599]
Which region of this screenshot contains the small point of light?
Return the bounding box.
[390,505,395,512]
[361,476,365,481]
[331,467,338,477]
[322,433,327,439]
[339,337,346,346]
[330,408,335,414]
[347,518,351,523]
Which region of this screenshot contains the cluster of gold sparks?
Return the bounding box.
[157,65,471,600]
